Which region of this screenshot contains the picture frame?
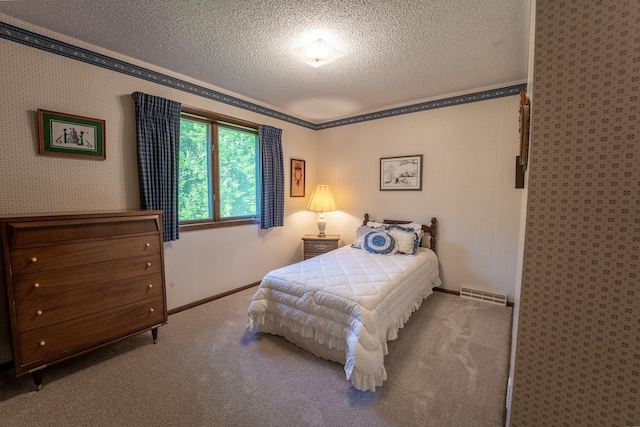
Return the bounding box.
[290,158,306,197]
[518,92,530,172]
[380,154,423,191]
[38,109,105,160]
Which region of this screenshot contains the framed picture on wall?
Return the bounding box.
[518,92,530,172]
[38,109,106,160]
[290,158,305,197]
[380,154,423,191]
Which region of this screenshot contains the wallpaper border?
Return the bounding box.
[315,84,527,129]
[0,20,526,130]
[0,20,316,129]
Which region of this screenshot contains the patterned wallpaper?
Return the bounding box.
[511,1,639,426]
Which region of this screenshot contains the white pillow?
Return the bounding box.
[387,226,420,255]
[400,222,425,240]
[384,222,425,243]
[352,225,386,248]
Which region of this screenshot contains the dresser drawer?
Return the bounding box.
[15,273,164,333]
[13,254,162,300]
[17,295,166,369]
[6,216,160,247]
[10,234,160,275]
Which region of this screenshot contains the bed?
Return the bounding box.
[246,214,441,391]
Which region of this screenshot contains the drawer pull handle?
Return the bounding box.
[36,310,43,316]
[30,257,37,263]
[145,243,151,247]
[148,284,153,289]
[147,262,152,267]
[149,308,155,313]
[33,283,40,289]
[39,341,45,347]
[313,244,328,250]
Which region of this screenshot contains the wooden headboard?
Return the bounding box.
[363,213,438,253]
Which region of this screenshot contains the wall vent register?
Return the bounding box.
[459,286,507,306]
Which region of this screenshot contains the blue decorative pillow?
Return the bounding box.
[362,231,396,255]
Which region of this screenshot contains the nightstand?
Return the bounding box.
[302,234,340,260]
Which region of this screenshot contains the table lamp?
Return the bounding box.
[307,185,337,237]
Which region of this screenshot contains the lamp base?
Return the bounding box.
[317,212,326,237]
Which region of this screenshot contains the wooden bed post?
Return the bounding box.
[429,218,437,253]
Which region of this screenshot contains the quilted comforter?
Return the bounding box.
[246,245,441,391]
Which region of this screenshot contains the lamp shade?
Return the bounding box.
[307,185,337,212]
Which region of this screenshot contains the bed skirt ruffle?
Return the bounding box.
[247,284,434,391]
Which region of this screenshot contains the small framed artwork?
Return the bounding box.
[38,109,105,160]
[380,154,423,191]
[290,158,306,197]
[518,92,530,172]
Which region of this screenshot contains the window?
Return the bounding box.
[178,107,260,230]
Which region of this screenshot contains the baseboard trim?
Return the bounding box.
[167,284,512,317]
[167,281,261,316]
[433,287,459,296]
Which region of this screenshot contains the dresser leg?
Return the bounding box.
[32,370,44,391]
[152,327,158,344]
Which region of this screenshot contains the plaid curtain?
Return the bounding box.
[259,125,284,229]
[132,92,181,241]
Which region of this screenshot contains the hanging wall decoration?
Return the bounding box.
[290,158,305,197]
[380,154,423,191]
[518,92,530,171]
[38,109,106,160]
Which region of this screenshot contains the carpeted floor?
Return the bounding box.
[0,287,513,427]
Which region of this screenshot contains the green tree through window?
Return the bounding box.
[218,127,258,217]
[179,118,211,221]
[178,113,259,225]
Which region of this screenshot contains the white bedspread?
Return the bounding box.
[246,245,441,391]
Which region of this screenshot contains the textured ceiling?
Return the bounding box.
[0,0,531,123]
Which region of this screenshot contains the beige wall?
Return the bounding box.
[0,16,318,362]
[317,96,525,300]
[510,1,640,425]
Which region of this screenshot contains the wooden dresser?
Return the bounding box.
[0,211,167,390]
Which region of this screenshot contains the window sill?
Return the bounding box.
[179,218,259,232]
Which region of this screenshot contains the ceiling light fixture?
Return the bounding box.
[291,39,345,68]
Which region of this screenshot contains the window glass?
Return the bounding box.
[178,112,259,225]
[179,118,211,221]
[218,126,258,218]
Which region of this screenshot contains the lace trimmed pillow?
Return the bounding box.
[391,222,425,241]
[362,231,397,255]
[386,225,420,255]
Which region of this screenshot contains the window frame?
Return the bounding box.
[179,106,260,232]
